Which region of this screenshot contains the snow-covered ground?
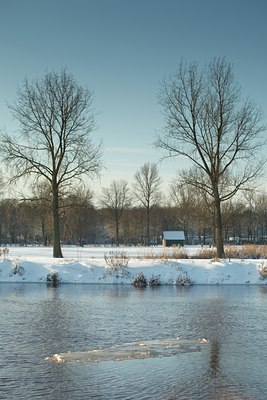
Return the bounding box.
[0,245,266,285]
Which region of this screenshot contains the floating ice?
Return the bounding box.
[45,338,209,363]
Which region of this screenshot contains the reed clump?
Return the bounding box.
[140,247,188,260]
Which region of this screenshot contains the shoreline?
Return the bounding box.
[0,245,266,285]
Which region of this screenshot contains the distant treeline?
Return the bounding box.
[0,190,266,247]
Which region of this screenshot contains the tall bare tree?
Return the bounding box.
[133,162,162,245]
[0,70,102,257]
[157,58,265,258]
[100,180,131,246]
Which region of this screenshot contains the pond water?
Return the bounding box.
[1,283,267,399]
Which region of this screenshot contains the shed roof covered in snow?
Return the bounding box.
[163,231,185,241]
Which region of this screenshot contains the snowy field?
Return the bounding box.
[0,245,266,285]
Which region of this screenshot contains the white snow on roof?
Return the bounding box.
[163,231,185,240]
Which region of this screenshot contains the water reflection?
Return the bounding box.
[1,284,267,399]
[209,340,220,377]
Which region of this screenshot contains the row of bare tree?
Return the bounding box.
[0,58,265,257]
[0,182,266,248]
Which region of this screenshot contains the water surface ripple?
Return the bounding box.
[1,284,267,399]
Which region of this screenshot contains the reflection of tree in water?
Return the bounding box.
[200,297,226,378]
[203,296,248,399]
[210,340,220,376]
[259,285,267,297]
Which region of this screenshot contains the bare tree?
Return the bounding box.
[28,180,53,246]
[221,199,245,244]
[157,58,266,258]
[253,192,267,243]
[62,187,95,245]
[169,179,197,241]
[100,180,131,246]
[133,162,162,246]
[0,70,102,257]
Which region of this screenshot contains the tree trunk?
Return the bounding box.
[146,206,150,246]
[41,218,47,246]
[115,213,119,247]
[214,193,225,258]
[52,185,63,258]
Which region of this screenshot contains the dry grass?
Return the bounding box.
[193,247,217,259]
[139,247,188,260]
[241,244,267,259]
[224,245,244,259]
[137,244,267,260]
[194,244,267,260]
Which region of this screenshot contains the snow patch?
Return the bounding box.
[0,246,266,285]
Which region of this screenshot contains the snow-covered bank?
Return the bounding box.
[0,245,266,285]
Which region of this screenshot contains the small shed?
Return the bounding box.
[162,231,185,247]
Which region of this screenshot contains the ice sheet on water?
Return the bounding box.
[45,338,209,363]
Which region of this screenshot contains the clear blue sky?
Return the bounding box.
[0,0,266,193]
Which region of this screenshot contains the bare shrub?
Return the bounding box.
[104,251,129,271]
[133,272,147,288]
[138,249,159,260]
[175,273,194,286]
[11,263,25,276]
[1,248,9,258]
[47,271,61,284]
[149,274,161,286]
[258,262,267,279]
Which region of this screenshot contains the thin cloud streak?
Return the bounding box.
[106,160,143,168]
[104,146,156,155]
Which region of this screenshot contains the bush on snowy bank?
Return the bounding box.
[104,251,129,270]
[149,274,161,286]
[47,271,61,284]
[258,262,267,280]
[133,272,147,288]
[10,262,25,276]
[175,273,194,286]
[132,271,194,288]
[133,273,162,288]
[0,248,9,258]
[133,273,163,287]
[103,251,130,280]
